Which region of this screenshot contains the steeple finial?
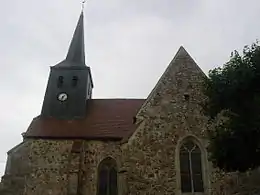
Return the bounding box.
[65,8,85,65]
[82,0,86,11]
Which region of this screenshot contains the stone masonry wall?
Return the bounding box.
[121,48,260,195]
[2,137,260,195]
[23,140,124,195]
[23,139,74,195]
[210,166,260,195]
[80,141,123,195]
[121,48,211,195]
[0,140,33,195]
[0,139,123,195]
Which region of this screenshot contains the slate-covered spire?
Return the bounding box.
[66,11,85,65]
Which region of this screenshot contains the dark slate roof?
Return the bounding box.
[25,99,145,140]
[65,11,85,65]
[54,11,86,68]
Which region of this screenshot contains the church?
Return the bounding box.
[1,10,260,195]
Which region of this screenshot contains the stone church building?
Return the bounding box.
[1,11,260,195]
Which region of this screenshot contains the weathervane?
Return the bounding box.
[82,0,86,10]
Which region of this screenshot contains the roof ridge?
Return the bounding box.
[26,98,144,139]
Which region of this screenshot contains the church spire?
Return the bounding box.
[41,6,93,119]
[65,11,85,65]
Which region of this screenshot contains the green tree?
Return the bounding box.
[203,41,260,172]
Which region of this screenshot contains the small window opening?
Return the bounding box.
[184,93,190,101]
[72,76,78,87]
[57,76,64,88]
[133,116,137,124]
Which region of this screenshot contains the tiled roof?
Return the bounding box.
[25,99,145,140]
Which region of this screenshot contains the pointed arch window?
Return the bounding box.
[180,140,204,193]
[97,157,118,195]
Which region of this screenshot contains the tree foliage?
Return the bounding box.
[203,41,260,172]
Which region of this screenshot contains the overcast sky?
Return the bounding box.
[0,0,259,177]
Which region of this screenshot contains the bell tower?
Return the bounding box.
[41,11,93,119]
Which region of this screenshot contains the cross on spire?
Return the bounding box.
[82,0,86,11]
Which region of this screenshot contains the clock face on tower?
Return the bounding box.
[58,93,68,102]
